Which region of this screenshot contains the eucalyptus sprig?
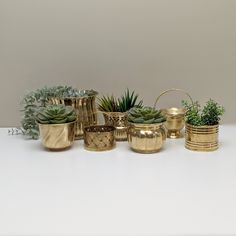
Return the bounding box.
[182,99,225,126]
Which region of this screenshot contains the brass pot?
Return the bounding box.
[127,122,166,153]
[161,107,185,138]
[50,90,98,139]
[185,123,219,151]
[38,121,76,150]
[102,112,128,141]
[84,125,116,151]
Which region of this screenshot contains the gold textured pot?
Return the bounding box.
[161,108,185,138]
[84,125,116,151]
[185,123,219,151]
[102,112,128,141]
[127,122,166,153]
[38,121,76,150]
[50,90,98,139]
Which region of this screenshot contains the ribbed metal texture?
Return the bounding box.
[127,122,166,153]
[51,94,97,139]
[185,123,219,151]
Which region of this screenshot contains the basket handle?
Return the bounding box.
[153,88,193,108]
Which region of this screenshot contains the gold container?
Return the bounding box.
[102,112,128,141]
[84,125,116,151]
[161,107,185,138]
[127,122,166,153]
[154,88,193,139]
[38,121,76,150]
[185,123,219,151]
[50,90,98,139]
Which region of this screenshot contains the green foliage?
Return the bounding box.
[98,89,143,112]
[36,104,76,124]
[19,86,95,139]
[182,99,225,126]
[128,106,166,124]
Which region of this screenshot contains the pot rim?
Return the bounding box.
[100,111,128,115]
[84,125,115,133]
[128,121,165,127]
[185,123,219,128]
[37,120,77,127]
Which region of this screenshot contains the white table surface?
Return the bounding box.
[0,125,236,236]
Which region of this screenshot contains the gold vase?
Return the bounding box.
[50,90,98,139]
[185,123,219,151]
[154,88,193,139]
[38,121,76,150]
[127,122,166,153]
[102,112,128,141]
[84,125,116,151]
[161,108,185,138]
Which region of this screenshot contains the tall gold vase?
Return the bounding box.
[51,90,98,139]
[185,123,219,151]
[102,112,128,141]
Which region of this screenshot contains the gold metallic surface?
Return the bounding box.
[127,122,166,153]
[84,125,116,151]
[38,121,76,150]
[102,112,128,141]
[185,123,219,151]
[50,91,98,139]
[154,88,193,139]
[161,108,185,138]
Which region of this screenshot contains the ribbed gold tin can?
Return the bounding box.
[127,122,166,153]
[102,112,128,141]
[50,90,98,139]
[185,123,219,151]
[38,121,76,150]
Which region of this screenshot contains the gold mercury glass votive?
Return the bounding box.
[83,125,116,151]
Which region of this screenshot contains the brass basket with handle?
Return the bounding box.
[154,88,193,139]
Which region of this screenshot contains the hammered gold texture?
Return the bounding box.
[185,123,219,151]
[84,125,116,151]
[50,92,98,139]
[161,108,185,139]
[38,121,76,150]
[103,112,128,141]
[127,122,166,153]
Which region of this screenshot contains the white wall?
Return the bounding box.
[0,0,235,126]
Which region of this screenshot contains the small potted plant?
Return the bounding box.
[127,106,166,153]
[36,104,77,150]
[182,99,225,151]
[98,89,143,141]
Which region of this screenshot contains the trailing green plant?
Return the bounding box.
[98,89,143,112]
[182,99,225,126]
[128,106,166,124]
[14,86,96,139]
[36,104,76,124]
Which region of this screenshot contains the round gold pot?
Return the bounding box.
[84,125,116,151]
[185,123,219,151]
[127,122,166,153]
[102,112,128,141]
[50,90,98,139]
[38,121,76,150]
[161,107,185,138]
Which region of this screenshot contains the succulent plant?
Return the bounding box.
[36,104,76,124]
[128,106,166,124]
[182,99,225,126]
[98,89,143,112]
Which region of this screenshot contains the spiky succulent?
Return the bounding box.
[128,106,166,124]
[36,104,76,124]
[98,89,143,112]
